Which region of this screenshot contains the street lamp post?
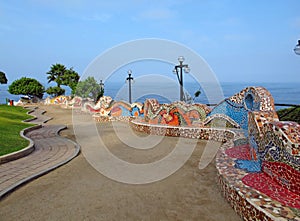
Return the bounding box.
[173,56,190,101]
[294,40,300,55]
[99,79,104,97]
[99,80,104,90]
[126,70,134,103]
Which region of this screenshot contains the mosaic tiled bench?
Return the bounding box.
[93,115,134,123]
[129,118,234,142]
[216,130,300,220]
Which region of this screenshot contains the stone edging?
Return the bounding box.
[23,107,38,122]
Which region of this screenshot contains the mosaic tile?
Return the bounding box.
[234,159,262,172]
[233,138,248,146]
[242,173,300,209]
[225,144,252,160]
[78,96,144,117]
[216,138,300,220]
[44,95,71,105]
[143,99,210,126]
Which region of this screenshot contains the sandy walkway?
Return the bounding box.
[0,105,241,221]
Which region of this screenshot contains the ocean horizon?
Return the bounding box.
[1,82,299,109]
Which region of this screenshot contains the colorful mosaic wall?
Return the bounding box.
[217,137,300,220]
[93,115,134,123]
[44,95,71,105]
[66,96,83,109]
[81,96,113,114]
[244,111,300,208]
[143,99,211,127]
[130,118,234,142]
[209,86,276,133]
[45,86,300,220]
[216,87,300,220]
[65,96,144,117]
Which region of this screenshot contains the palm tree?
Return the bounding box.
[46,63,67,87]
[46,64,80,97]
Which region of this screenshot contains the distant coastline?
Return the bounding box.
[1,82,299,109]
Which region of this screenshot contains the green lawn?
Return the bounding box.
[277,107,300,124]
[0,105,35,156]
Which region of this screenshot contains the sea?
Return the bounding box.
[1,82,299,110]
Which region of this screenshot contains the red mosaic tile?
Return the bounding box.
[242,173,300,209]
[225,144,252,160]
[262,161,300,194]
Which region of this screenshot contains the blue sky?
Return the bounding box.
[1,0,300,84]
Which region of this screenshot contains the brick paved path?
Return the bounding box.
[25,107,52,124]
[0,107,80,199]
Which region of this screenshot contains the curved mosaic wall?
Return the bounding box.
[217,87,300,220]
[143,99,211,126]
[45,86,300,220]
[209,86,276,133]
[44,95,71,105]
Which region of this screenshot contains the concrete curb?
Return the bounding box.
[23,107,53,123]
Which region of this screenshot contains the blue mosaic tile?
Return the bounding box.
[234,159,262,172]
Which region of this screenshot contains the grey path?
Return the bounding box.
[24,107,52,124]
[0,107,80,199]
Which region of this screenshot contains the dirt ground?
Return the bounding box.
[0,105,241,221]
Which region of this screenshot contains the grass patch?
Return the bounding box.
[0,105,35,156]
[277,107,300,124]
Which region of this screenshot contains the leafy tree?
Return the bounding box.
[75,77,103,102]
[46,86,65,97]
[46,64,80,95]
[61,68,80,95]
[0,71,8,84]
[8,77,44,99]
